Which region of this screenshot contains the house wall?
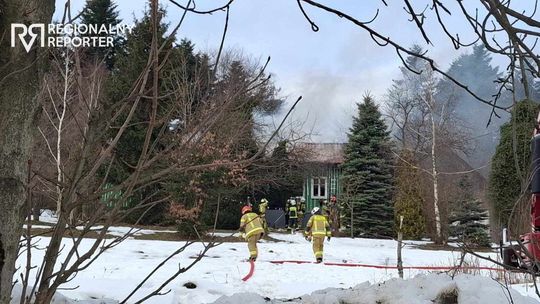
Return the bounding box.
[303,163,341,211]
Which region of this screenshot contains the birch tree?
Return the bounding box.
[417,63,470,243]
[386,49,471,243]
[38,50,75,218]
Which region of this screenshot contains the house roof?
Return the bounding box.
[301,143,346,164]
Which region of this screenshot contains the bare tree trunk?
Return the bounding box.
[55,53,69,217]
[32,207,40,222]
[397,216,404,279]
[35,216,68,303]
[0,1,55,300]
[429,105,442,243]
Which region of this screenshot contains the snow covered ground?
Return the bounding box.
[13,230,540,303]
[215,273,539,304]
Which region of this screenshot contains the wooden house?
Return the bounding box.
[301,143,346,211]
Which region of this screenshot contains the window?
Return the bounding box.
[312,177,327,198]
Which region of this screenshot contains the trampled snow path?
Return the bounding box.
[12,231,540,303]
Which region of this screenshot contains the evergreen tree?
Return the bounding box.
[437,45,503,174]
[103,7,178,224]
[394,151,425,239]
[263,140,304,209]
[532,78,540,102]
[449,176,490,247]
[80,0,122,69]
[108,6,170,102]
[342,94,394,237]
[218,60,282,148]
[489,99,538,233]
[514,69,540,103]
[219,61,259,156]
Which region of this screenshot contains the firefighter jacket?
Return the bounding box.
[240,212,264,239]
[305,214,331,237]
[259,202,268,214]
[289,206,298,219]
[297,202,305,215]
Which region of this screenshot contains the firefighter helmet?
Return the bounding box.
[241,205,252,214]
[311,207,320,215]
[290,200,296,206]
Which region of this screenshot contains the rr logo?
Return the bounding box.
[11,24,45,53]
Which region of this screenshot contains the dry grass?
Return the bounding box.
[28,227,117,240]
[413,243,493,253]
[27,226,282,243]
[438,252,538,288]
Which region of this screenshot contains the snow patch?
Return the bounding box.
[213,273,538,304]
[38,209,58,224]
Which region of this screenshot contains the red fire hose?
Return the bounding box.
[242,259,255,281]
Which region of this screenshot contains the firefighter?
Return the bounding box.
[297,197,306,228]
[304,207,331,263]
[259,198,269,232]
[239,205,264,261]
[284,199,290,227]
[288,199,298,232]
[328,195,339,233]
[320,200,331,226]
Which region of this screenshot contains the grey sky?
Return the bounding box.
[54,0,514,142]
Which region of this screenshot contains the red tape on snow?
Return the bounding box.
[242,260,255,281]
[270,260,502,271]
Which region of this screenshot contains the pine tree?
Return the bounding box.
[263,140,304,208]
[102,7,176,224]
[512,67,540,103]
[532,79,540,103]
[489,99,538,233]
[436,45,503,173]
[342,94,394,237]
[394,151,425,239]
[449,176,490,247]
[80,0,122,69]
[215,59,282,156]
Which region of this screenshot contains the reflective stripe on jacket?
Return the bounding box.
[289,206,298,218]
[306,214,331,237]
[240,212,264,238]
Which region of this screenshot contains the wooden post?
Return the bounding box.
[350,201,354,238]
[397,215,404,279]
